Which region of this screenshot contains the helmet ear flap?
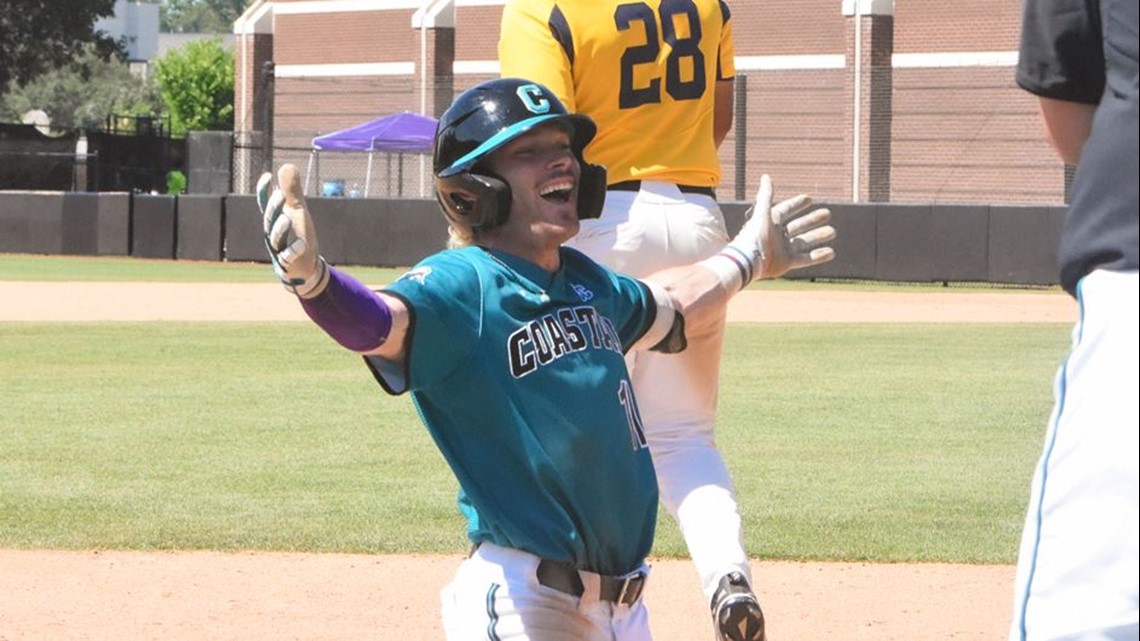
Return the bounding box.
[577,162,607,220]
[434,173,512,230]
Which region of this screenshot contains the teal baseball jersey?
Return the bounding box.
[366,245,659,576]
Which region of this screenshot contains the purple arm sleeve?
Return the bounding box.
[299,266,392,352]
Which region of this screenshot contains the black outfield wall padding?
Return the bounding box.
[60,193,99,255]
[988,205,1066,285]
[876,204,935,282]
[131,195,176,259]
[222,195,264,263]
[305,198,352,266]
[291,197,447,268]
[0,192,1070,286]
[0,192,130,256]
[0,192,63,254]
[928,205,989,282]
[91,193,131,256]
[176,195,225,261]
[792,202,878,281]
[61,192,131,256]
[344,199,448,267]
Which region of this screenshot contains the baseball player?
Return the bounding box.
[497,3,764,639]
[1010,0,1139,639]
[258,78,834,640]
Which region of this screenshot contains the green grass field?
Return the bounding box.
[0,255,1069,564]
[0,253,406,285]
[0,253,1061,293]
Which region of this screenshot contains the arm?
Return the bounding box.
[713,79,734,149]
[294,267,411,364]
[713,2,736,149]
[641,175,837,342]
[1015,0,1103,165]
[1037,96,1097,165]
[258,164,410,365]
[642,262,732,338]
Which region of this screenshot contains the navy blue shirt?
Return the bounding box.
[1016,0,1139,295]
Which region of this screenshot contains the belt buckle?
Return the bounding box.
[615,572,645,605]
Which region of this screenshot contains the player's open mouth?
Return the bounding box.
[539,181,574,203]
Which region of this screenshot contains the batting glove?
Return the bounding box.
[257,164,330,298]
[704,175,836,291]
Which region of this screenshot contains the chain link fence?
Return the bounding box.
[233,57,1061,206]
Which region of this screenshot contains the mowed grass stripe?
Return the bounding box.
[0,322,1067,563]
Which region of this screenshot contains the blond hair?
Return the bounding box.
[447,223,477,249]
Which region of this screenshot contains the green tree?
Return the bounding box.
[160,0,251,33]
[1,43,162,130]
[0,0,123,88]
[153,38,234,135]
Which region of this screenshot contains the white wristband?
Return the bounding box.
[698,246,753,293]
[632,280,680,352]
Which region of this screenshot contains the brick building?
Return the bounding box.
[233,0,1065,205]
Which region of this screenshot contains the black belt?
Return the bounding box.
[536,558,647,606]
[609,180,716,199]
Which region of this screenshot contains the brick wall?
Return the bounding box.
[237,0,1064,205]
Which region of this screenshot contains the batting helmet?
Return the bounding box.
[433,78,606,231]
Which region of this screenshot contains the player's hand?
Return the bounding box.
[257,164,329,298]
[731,174,836,281]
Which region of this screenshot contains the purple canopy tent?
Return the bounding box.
[306,111,438,197]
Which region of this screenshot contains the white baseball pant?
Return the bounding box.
[1009,269,1140,641]
[567,180,751,601]
[441,543,652,640]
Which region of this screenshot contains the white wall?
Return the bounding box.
[94,0,160,62]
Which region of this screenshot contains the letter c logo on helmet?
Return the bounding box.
[517,84,551,115]
[432,78,607,232]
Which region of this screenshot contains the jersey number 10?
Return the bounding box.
[616,0,707,109]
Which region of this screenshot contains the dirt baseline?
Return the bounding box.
[0,550,1015,641]
[0,281,1076,324]
[1,282,1071,640]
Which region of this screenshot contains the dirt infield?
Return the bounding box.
[0,281,1076,323]
[1,282,1073,640]
[0,550,1016,641]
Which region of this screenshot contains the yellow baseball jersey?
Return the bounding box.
[499,0,735,187]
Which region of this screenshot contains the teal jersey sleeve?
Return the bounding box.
[362,246,659,576]
[369,252,482,394]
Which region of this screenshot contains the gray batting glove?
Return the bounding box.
[730,174,836,281]
[257,164,329,298]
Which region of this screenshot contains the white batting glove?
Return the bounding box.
[704,175,837,290]
[257,164,329,298]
